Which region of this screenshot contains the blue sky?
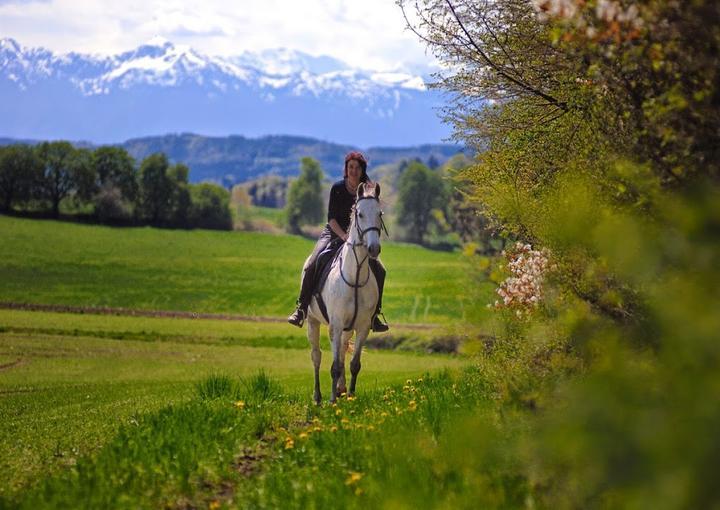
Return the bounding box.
[0,0,436,72]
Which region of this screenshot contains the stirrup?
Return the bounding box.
[288,307,306,328]
[372,311,389,332]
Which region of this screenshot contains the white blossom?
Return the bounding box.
[495,242,551,311]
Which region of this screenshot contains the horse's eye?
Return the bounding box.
[358,213,364,219]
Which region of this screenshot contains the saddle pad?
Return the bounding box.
[312,241,343,323]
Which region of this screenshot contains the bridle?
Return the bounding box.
[338,195,389,331]
[347,195,388,247]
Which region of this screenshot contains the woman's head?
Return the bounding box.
[344,151,368,182]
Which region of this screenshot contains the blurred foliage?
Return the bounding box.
[397,160,448,244]
[285,157,325,234]
[400,0,720,505]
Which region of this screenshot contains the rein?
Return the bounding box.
[339,195,385,331]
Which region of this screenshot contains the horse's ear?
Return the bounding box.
[374,183,380,198]
[357,182,365,198]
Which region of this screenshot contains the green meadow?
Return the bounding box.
[0,215,493,324]
[0,215,492,504]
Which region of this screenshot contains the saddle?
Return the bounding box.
[311,238,343,323]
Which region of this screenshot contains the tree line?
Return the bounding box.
[282,154,496,251]
[0,142,232,230]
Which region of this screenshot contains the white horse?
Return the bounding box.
[306,182,383,404]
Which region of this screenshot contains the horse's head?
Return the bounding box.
[353,182,383,259]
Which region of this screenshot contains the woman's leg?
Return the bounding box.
[369,259,389,332]
[289,229,333,327]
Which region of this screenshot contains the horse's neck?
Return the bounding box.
[340,222,371,284]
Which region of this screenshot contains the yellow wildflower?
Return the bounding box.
[345,471,363,485]
[335,408,342,416]
[284,437,294,449]
[298,432,309,440]
[330,425,338,432]
[209,501,221,510]
[234,400,245,409]
[347,395,356,401]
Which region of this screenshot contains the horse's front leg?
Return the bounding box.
[329,323,345,403]
[336,330,353,397]
[349,326,370,397]
[307,317,322,405]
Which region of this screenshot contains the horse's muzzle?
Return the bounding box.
[368,243,381,259]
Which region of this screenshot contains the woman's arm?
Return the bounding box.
[328,219,348,241]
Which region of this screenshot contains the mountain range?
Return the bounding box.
[0,37,451,147]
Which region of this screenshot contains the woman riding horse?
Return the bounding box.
[287,151,389,332]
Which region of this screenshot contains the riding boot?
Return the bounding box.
[288,265,316,327]
[369,259,389,332]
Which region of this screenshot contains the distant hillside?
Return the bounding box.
[1,133,467,184]
[122,133,466,184]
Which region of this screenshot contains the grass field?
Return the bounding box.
[0,309,468,495]
[0,215,494,324]
[0,214,495,504]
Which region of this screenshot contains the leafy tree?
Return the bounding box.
[285,157,324,234]
[93,146,137,201]
[168,163,191,227]
[138,153,174,224]
[0,144,43,211]
[36,141,95,217]
[396,161,446,244]
[398,2,720,506]
[188,183,233,230]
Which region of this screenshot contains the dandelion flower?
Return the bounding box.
[284,437,295,450]
[345,471,363,485]
[234,400,245,409]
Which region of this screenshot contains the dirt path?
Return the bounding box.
[0,302,439,330]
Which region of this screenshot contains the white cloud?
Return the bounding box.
[0,0,436,73]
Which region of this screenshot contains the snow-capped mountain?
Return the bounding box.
[0,37,449,146]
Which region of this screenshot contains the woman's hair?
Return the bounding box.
[344,151,368,182]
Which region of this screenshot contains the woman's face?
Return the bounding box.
[346,159,363,185]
